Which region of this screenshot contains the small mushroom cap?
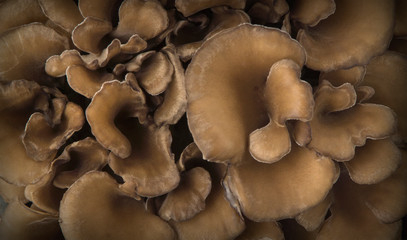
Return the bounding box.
[59,171,176,240]
[361,51,407,142]
[290,0,335,27]
[299,80,397,161]
[320,65,366,87]
[186,24,306,164]
[159,167,211,221]
[0,23,69,85]
[108,122,180,197]
[0,0,48,35]
[53,137,109,189]
[112,0,168,41]
[38,0,83,33]
[297,0,394,71]
[0,201,63,240]
[317,172,403,240]
[175,0,246,17]
[224,144,337,221]
[235,220,284,240]
[86,80,147,159]
[344,139,401,185]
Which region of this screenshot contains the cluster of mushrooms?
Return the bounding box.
[0,0,406,239]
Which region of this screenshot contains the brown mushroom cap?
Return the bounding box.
[235,220,284,240]
[248,0,289,24]
[297,0,394,71]
[38,0,84,34]
[0,0,48,35]
[317,172,402,240]
[0,23,69,85]
[53,137,109,189]
[108,122,180,197]
[0,178,27,203]
[59,171,176,240]
[344,139,401,185]
[224,144,337,221]
[296,80,397,161]
[175,0,246,17]
[295,192,333,231]
[0,201,63,240]
[112,0,168,41]
[86,79,148,159]
[186,24,306,164]
[290,0,335,27]
[360,51,407,142]
[159,167,211,221]
[22,101,85,162]
[78,0,120,21]
[320,65,366,87]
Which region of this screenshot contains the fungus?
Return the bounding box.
[59,171,176,240]
[235,220,284,240]
[290,0,335,27]
[297,0,394,71]
[175,0,246,17]
[247,0,289,24]
[0,178,27,203]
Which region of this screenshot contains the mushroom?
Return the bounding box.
[59,171,176,240]
[235,219,284,240]
[247,0,289,25]
[175,0,246,17]
[0,178,27,204]
[290,0,335,27]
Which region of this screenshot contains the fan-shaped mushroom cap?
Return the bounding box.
[317,172,403,240]
[59,171,176,240]
[320,65,366,87]
[22,101,84,162]
[295,192,333,231]
[0,0,48,35]
[108,122,180,197]
[361,51,407,142]
[0,80,53,186]
[175,0,246,17]
[235,220,284,240]
[0,201,63,240]
[66,65,114,98]
[53,137,109,188]
[0,178,27,203]
[249,59,314,163]
[186,24,306,164]
[290,0,335,27]
[86,79,148,159]
[159,167,211,221]
[295,80,397,161]
[79,0,120,21]
[344,139,401,185]
[72,17,113,54]
[38,0,83,34]
[224,144,337,221]
[0,23,69,85]
[112,0,168,41]
[297,0,394,71]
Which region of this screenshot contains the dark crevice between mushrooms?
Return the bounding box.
[170,114,193,161]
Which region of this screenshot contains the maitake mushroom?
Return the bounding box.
[0,0,406,239]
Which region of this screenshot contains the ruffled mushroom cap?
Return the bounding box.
[22,101,85,162]
[344,139,401,185]
[0,201,63,240]
[317,170,404,240]
[72,17,113,54]
[112,0,168,41]
[59,171,176,240]
[0,23,69,85]
[0,0,48,35]
[290,0,335,27]
[53,137,109,188]
[249,59,314,163]
[320,65,366,87]
[360,51,407,142]
[295,80,397,161]
[0,80,54,186]
[223,144,337,221]
[175,0,246,17]
[108,121,180,197]
[247,0,288,24]
[186,24,306,164]
[235,220,284,240]
[297,0,394,71]
[168,7,250,61]
[86,78,148,159]
[0,178,27,203]
[38,0,84,34]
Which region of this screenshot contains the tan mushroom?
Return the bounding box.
[0,23,69,85]
[0,178,27,203]
[175,0,246,17]
[297,0,394,71]
[290,0,335,27]
[59,171,176,240]
[247,0,288,24]
[236,219,284,240]
[78,0,120,21]
[295,192,333,231]
[186,24,306,164]
[320,65,366,87]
